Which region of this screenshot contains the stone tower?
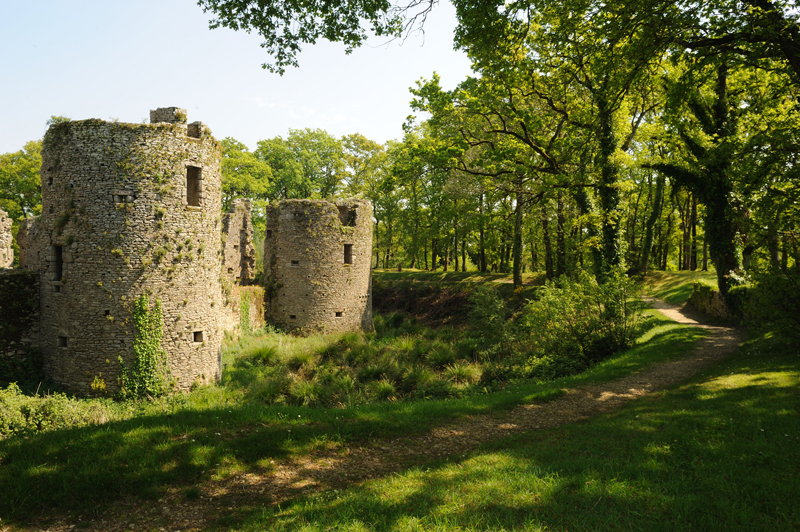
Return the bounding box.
[0,208,12,269]
[37,107,223,393]
[263,199,373,335]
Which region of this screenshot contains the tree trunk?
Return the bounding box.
[479,193,487,272]
[556,191,566,277]
[541,203,554,280]
[638,172,664,274]
[513,191,523,288]
[596,85,624,278]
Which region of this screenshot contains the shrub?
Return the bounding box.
[516,272,640,367]
[0,383,111,437]
[744,269,800,337]
[468,286,516,357]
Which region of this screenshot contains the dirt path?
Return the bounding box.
[31,299,743,532]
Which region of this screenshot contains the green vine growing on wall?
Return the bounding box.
[240,291,251,334]
[118,292,168,399]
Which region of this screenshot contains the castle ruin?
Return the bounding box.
[0,107,374,394]
[263,199,373,335]
[0,209,12,269]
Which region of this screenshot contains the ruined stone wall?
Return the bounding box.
[263,199,373,335]
[37,109,223,394]
[0,208,12,269]
[0,270,39,373]
[221,198,256,285]
[16,216,41,271]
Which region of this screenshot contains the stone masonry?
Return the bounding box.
[0,208,13,269]
[16,216,41,271]
[222,198,256,285]
[31,108,223,394]
[263,199,373,335]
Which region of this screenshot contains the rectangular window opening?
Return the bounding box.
[338,206,356,226]
[335,311,343,318]
[52,245,63,281]
[289,315,297,320]
[186,166,201,206]
[291,260,300,267]
[187,122,202,139]
[233,244,239,250]
[53,285,61,293]
[344,244,353,265]
[266,230,273,238]
[193,330,204,343]
[57,336,68,348]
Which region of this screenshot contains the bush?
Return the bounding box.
[468,286,516,358]
[744,269,800,337]
[0,383,111,437]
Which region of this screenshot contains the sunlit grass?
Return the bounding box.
[644,270,718,306]
[0,310,704,523]
[233,330,800,532]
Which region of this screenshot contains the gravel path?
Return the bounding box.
[30,299,743,532]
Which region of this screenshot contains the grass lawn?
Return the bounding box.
[229,330,800,531]
[0,309,703,525]
[644,270,718,306]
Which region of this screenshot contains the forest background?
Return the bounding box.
[2,0,800,305]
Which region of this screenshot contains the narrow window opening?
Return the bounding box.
[52,245,63,281]
[344,244,353,265]
[186,166,201,206]
[57,336,68,348]
[335,311,343,317]
[104,310,110,316]
[48,176,53,186]
[291,260,300,267]
[53,285,61,293]
[49,205,54,214]
[266,230,272,238]
[233,244,239,251]
[193,331,204,343]
[289,315,297,320]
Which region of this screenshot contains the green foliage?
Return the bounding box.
[0,383,109,437]
[118,293,168,400]
[198,0,406,74]
[518,273,641,376]
[744,269,800,338]
[0,140,42,220]
[467,273,642,382]
[239,291,251,334]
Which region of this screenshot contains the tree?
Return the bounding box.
[221,137,272,208]
[0,140,42,221]
[197,0,436,73]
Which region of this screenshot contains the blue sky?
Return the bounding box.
[0,0,472,153]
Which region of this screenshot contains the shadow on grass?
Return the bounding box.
[228,336,800,531]
[0,313,704,525]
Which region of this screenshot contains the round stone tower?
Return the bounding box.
[38,107,223,394]
[263,199,373,335]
